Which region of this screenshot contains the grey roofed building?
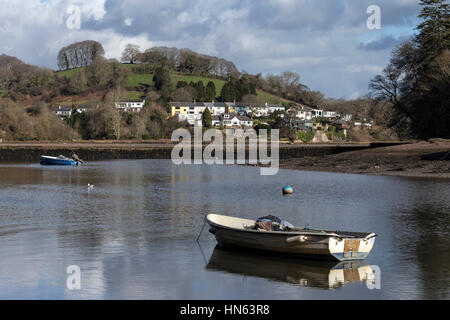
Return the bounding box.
[170,102,205,107]
[52,105,72,118]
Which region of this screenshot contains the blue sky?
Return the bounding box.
[0,0,422,99]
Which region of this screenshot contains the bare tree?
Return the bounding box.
[121,44,141,64]
[57,40,105,70]
[105,87,124,140]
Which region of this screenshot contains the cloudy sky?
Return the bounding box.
[0,0,422,99]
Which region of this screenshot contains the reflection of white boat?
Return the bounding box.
[206,214,376,261]
[206,246,375,290]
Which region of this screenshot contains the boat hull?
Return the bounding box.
[206,214,375,262]
[40,156,76,166]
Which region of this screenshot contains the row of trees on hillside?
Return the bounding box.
[0,54,55,97]
[123,46,240,79]
[176,80,216,102]
[57,40,105,70]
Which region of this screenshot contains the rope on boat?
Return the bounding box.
[196,218,207,242]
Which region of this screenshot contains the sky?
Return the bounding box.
[0,0,423,99]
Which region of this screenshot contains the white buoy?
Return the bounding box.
[88,183,94,190]
[282,185,293,195]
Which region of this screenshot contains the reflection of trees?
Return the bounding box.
[396,204,449,299]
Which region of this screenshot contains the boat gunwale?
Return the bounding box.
[206,214,371,239]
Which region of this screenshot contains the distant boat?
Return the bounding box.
[40,155,78,166]
[206,214,377,261]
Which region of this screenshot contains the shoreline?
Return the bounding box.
[0,141,448,179]
[277,141,450,179]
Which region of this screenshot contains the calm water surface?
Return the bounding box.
[0,160,448,299]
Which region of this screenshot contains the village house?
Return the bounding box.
[179,113,203,126]
[170,102,201,116]
[75,104,97,114]
[296,109,313,120]
[236,105,248,116]
[115,99,145,112]
[288,118,314,131]
[169,102,205,126]
[212,113,253,128]
[204,102,226,115]
[323,110,339,118]
[311,109,323,118]
[224,102,238,113]
[342,114,353,122]
[53,106,72,119]
[266,103,285,114]
[248,106,268,117]
[332,119,350,129]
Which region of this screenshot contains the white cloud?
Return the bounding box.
[124,18,133,27]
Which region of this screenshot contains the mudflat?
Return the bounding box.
[279,141,450,179]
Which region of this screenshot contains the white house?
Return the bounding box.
[342,114,353,122]
[53,106,72,118]
[249,106,269,117]
[311,109,323,118]
[267,103,285,114]
[76,106,88,114]
[115,99,146,112]
[204,102,226,115]
[213,113,253,127]
[296,109,312,120]
[178,113,203,127]
[323,110,339,118]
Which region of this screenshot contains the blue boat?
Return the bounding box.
[40,155,78,166]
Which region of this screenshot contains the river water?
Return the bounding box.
[0,160,448,299]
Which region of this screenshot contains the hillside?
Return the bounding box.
[56,65,292,105]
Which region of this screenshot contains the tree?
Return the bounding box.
[105,87,124,140]
[195,81,205,101]
[369,64,402,107]
[202,107,212,128]
[173,87,195,101]
[415,0,450,67]
[153,66,172,104]
[205,81,216,101]
[57,40,105,70]
[369,0,450,139]
[121,44,141,64]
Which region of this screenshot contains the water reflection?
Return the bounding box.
[206,246,375,290]
[394,203,450,299]
[0,160,449,299]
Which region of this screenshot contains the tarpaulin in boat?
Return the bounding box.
[256,215,294,231]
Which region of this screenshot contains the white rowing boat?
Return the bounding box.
[206,214,376,261]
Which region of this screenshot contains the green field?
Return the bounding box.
[128,72,226,96]
[125,90,145,100]
[56,65,291,104]
[56,68,86,78]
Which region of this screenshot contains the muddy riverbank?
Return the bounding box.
[278,141,450,179]
[1,140,447,179]
[0,141,377,163]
